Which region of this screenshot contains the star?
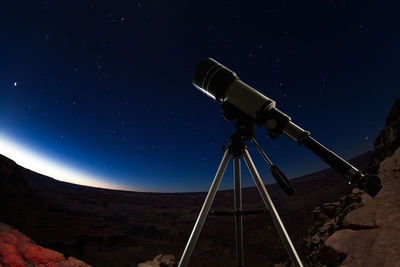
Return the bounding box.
[13,82,17,87]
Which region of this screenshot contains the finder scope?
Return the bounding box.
[193,58,382,197]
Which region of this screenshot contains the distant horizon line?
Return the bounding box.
[1,150,372,194]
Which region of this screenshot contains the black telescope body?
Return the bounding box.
[193,58,382,197]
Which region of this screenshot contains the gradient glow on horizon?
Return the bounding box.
[0,134,137,191]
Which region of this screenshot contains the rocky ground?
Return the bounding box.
[0,150,369,267]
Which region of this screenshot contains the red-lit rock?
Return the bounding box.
[20,242,65,263]
[0,222,90,267]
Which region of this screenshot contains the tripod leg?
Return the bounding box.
[243,149,303,267]
[178,149,231,267]
[234,157,244,267]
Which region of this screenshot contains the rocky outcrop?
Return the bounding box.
[367,98,400,174]
[299,98,400,267]
[0,222,90,267]
[137,254,176,267]
[320,98,400,267]
[301,190,364,265]
[322,147,400,266]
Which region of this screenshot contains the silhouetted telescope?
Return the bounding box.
[193,58,382,197]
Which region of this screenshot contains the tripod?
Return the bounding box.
[178,125,303,267]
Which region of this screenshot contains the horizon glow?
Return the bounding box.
[0,134,138,192]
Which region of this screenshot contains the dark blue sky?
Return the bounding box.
[0,1,399,192]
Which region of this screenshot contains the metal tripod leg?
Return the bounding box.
[243,148,303,267]
[178,149,231,267]
[233,157,244,267]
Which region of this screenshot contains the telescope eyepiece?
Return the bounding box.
[193,58,237,103]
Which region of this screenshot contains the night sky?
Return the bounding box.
[0,1,399,192]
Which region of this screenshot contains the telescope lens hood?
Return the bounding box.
[193,58,237,103]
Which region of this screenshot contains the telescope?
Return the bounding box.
[193,58,382,197]
[178,58,383,267]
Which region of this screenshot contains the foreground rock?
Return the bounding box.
[137,254,176,267]
[301,190,364,265]
[0,222,90,267]
[323,147,400,266]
